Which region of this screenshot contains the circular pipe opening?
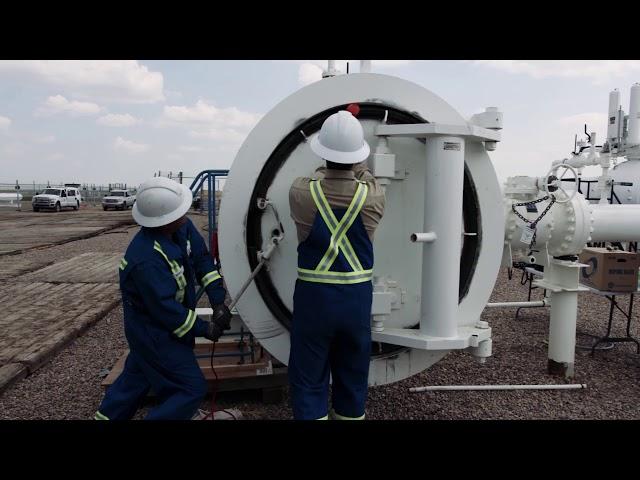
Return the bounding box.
[245,103,482,358]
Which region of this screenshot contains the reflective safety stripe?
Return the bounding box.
[331,409,365,420]
[299,180,370,284]
[311,180,368,272]
[310,180,366,273]
[173,309,197,338]
[119,258,128,271]
[175,288,185,304]
[153,241,187,290]
[315,415,329,420]
[297,268,373,284]
[201,270,222,288]
[94,411,109,420]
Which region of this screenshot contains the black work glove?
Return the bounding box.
[212,304,232,330]
[203,304,232,342]
[204,321,224,342]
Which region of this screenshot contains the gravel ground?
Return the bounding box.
[2,214,639,418]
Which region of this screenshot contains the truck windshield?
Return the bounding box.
[109,192,125,196]
[43,189,61,195]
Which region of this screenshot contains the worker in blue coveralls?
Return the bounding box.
[288,108,385,420]
[94,177,232,420]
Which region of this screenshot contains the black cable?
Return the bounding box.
[206,336,238,421]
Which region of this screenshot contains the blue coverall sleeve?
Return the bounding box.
[186,220,226,305]
[130,261,209,338]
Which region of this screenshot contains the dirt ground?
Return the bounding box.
[1,211,639,419]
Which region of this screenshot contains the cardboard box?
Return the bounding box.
[579,247,640,292]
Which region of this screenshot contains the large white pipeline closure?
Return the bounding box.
[219,71,504,386]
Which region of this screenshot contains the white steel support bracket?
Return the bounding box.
[375,123,501,144]
[371,121,496,349]
[372,325,492,351]
[532,262,590,294]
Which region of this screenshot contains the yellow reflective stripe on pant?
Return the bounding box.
[298,180,370,284]
[94,411,109,420]
[310,180,368,272]
[119,258,128,271]
[201,270,222,288]
[173,309,197,338]
[153,241,187,301]
[315,415,329,420]
[297,268,373,284]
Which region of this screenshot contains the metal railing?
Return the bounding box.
[188,170,229,252]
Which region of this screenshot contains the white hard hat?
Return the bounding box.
[310,110,370,164]
[132,177,193,228]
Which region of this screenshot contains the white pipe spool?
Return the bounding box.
[590,203,640,241]
[409,384,587,393]
[486,300,548,308]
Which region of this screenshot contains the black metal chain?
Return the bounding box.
[511,195,557,256]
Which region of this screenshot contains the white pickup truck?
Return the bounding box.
[32,187,81,212]
[102,190,136,211]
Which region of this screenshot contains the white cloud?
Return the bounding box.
[471,60,640,84]
[97,113,140,127]
[0,115,10,131]
[48,153,65,161]
[162,99,261,129]
[34,134,55,143]
[36,95,102,117]
[114,136,149,154]
[298,63,323,86]
[178,145,204,152]
[557,112,606,130]
[160,99,261,145]
[188,128,246,143]
[371,60,412,68]
[0,60,164,103]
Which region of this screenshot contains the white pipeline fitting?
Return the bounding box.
[322,60,340,78]
[409,384,587,393]
[486,299,548,308]
[468,338,492,364]
[410,232,437,243]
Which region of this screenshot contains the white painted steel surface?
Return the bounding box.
[218,73,504,385]
[420,136,465,338]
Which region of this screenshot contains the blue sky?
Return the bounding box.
[2,60,640,186]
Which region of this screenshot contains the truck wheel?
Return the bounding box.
[74,201,79,211]
[103,206,108,211]
[33,207,39,212]
[55,202,61,212]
